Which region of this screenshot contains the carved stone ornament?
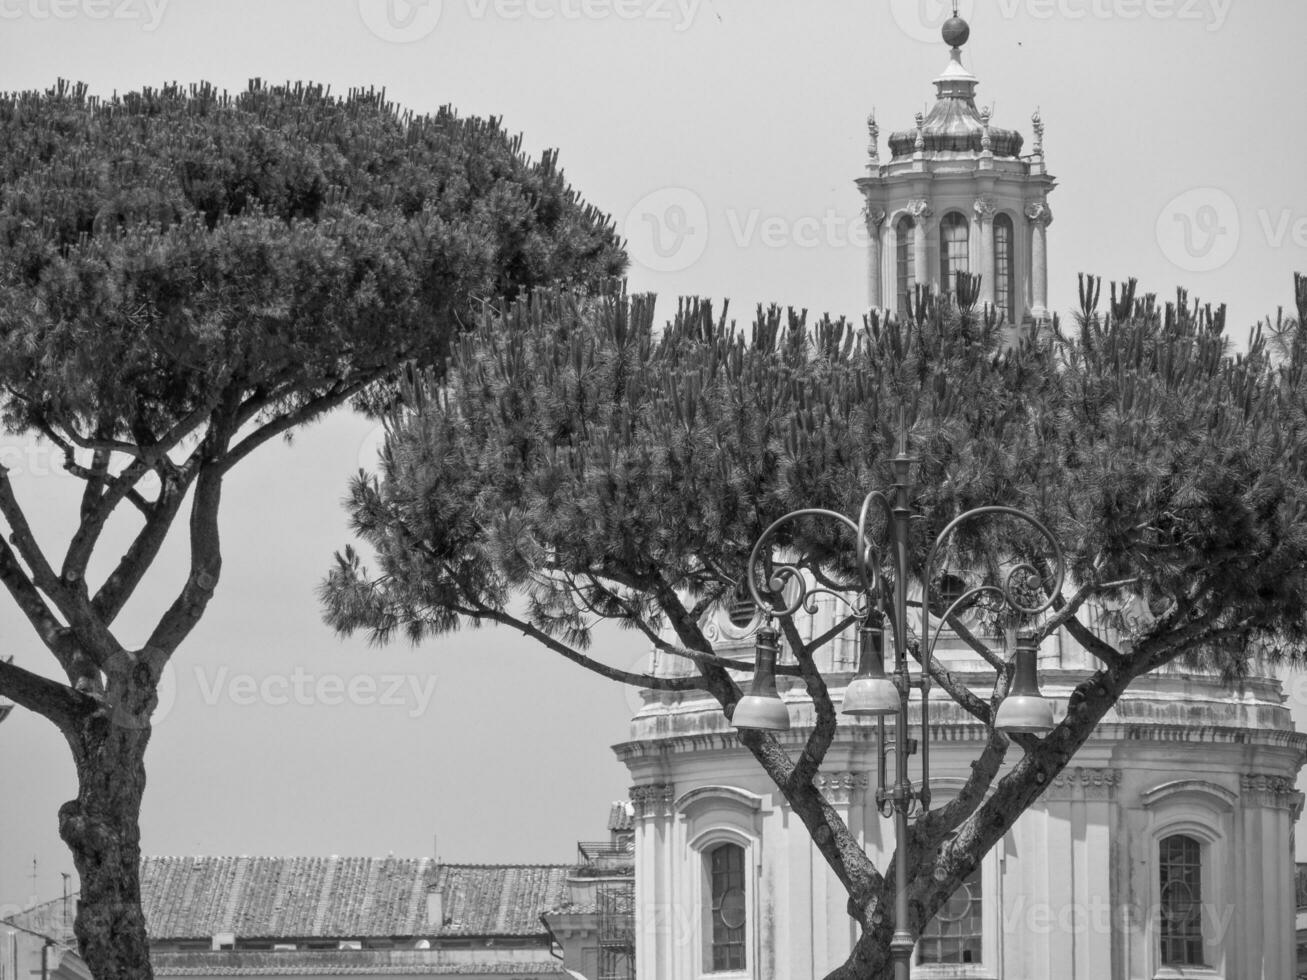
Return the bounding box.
[979,106,992,153]
[813,771,870,806]
[1024,201,1053,226]
[914,111,925,152]
[1241,773,1303,811]
[629,783,675,819]
[864,205,886,231]
[1031,108,1045,155]
[973,196,996,220]
[867,112,879,162]
[1045,767,1121,801]
[906,199,934,221]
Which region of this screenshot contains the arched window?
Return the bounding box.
[917,866,982,964]
[1160,834,1204,966]
[707,843,746,971]
[993,212,1015,320]
[724,582,757,628]
[929,573,969,619]
[938,212,969,297]
[895,215,915,313]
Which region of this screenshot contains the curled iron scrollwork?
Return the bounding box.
[742,497,1065,659]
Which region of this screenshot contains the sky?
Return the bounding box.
[3,0,1307,914]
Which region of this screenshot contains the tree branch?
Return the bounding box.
[913,639,993,725]
[0,656,93,732]
[1045,584,1124,669]
[778,615,839,791]
[457,599,708,691]
[0,536,87,674]
[942,613,1004,670]
[218,380,372,475]
[146,427,233,655]
[0,470,65,600]
[92,470,194,624]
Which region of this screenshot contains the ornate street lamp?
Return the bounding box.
[730,430,1065,979]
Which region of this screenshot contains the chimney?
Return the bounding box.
[425,889,442,929]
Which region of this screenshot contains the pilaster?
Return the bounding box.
[1025,200,1052,319]
[865,206,886,310]
[973,196,996,307]
[907,199,934,295]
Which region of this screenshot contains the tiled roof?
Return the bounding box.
[433,866,571,937]
[151,951,565,976]
[140,858,573,940]
[606,801,633,833]
[0,894,77,943]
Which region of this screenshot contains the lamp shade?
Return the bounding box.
[732,626,790,731]
[842,624,900,716]
[994,633,1054,734]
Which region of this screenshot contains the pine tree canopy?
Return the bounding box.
[0,79,626,448]
[325,275,1307,677]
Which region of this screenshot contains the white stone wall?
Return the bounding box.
[619,629,1307,980]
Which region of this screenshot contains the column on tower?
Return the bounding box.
[1026,201,1052,318]
[865,207,885,309]
[973,197,995,307]
[908,200,933,297]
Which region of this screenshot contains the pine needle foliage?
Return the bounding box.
[327,276,1307,670]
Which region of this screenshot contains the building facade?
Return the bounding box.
[614,17,1307,980]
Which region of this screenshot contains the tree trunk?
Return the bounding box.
[58,685,154,980]
[823,919,898,980]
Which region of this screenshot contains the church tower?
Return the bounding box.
[858,14,1055,323]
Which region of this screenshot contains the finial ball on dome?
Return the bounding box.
[941,15,970,48]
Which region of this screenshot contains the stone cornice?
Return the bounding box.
[1141,779,1238,812]
[812,771,871,806]
[1043,766,1121,802]
[614,721,1307,764]
[674,785,764,813]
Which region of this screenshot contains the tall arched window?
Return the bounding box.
[1159,834,1204,966]
[895,215,915,314]
[938,212,969,297]
[917,866,982,964]
[993,212,1015,320]
[707,843,746,971]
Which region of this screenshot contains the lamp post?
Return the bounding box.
[731,429,1065,980]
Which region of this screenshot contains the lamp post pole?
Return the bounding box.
[732,429,1065,978]
[888,442,915,980]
